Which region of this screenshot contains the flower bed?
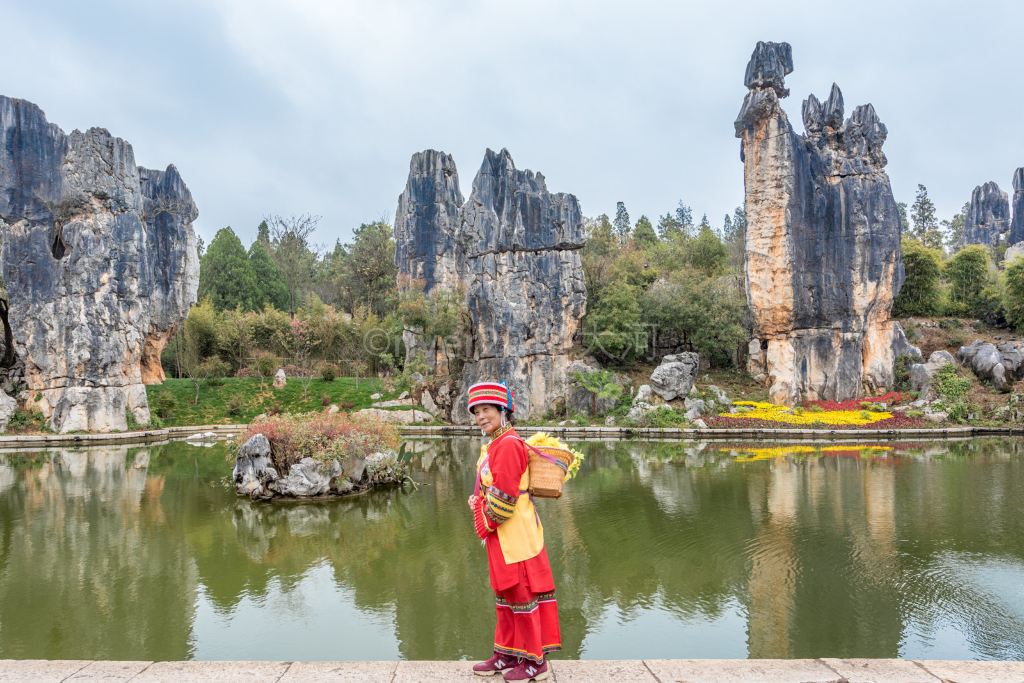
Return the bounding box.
[802,391,910,411]
[711,398,928,430]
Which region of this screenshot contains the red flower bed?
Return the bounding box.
[802,391,910,411]
[704,413,929,430]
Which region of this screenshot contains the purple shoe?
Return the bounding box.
[473,653,515,677]
[503,658,549,681]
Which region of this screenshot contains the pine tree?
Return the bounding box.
[613,202,631,240]
[674,201,694,235]
[248,240,290,310]
[911,185,943,250]
[896,202,910,234]
[198,227,257,310]
[656,213,683,240]
[256,220,271,246]
[942,202,970,252]
[632,215,658,247]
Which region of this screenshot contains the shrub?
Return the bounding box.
[226,395,244,418]
[6,408,49,433]
[1004,258,1024,332]
[894,239,943,317]
[893,355,913,392]
[932,364,972,423]
[238,412,400,471]
[320,365,336,382]
[154,391,178,419]
[634,406,690,427]
[944,245,992,317]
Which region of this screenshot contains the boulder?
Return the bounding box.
[420,389,439,416]
[705,385,732,407]
[371,398,417,408]
[0,391,16,432]
[957,340,1019,391]
[1011,168,1024,246]
[268,457,340,498]
[736,43,906,406]
[394,148,587,423]
[963,181,1011,247]
[683,398,706,421]
[650,353,699,401]
[0,96,199,432]
[909,350,957,399]
[232,434,278,500]
[273,368,287,389]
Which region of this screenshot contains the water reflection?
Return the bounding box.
[0,438,1023,660]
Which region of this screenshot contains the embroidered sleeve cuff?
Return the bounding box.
[484,485,516,526]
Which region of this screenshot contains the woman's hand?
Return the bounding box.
[467,494,478,510]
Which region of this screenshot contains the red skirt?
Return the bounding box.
[492,561,561,663]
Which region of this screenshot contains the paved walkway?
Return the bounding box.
[3,659,1024,682]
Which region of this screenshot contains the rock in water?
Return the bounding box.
[394,148,586,422]
[735,42,910,405]
[0,96,199,432]
[963,181,1011,247]
[1011,168,1024,247]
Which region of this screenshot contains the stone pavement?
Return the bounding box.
[3,659,1024,682]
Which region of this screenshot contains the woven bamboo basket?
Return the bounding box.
[526,444,575,499]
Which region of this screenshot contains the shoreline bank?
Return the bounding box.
[0,422,1021,449]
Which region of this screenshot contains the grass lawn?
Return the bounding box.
[146,376,391,427]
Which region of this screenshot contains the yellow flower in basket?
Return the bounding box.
[523,432,586,498]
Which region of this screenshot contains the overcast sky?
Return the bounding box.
[3,0,1021,248]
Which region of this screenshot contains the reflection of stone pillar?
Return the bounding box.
[0,445,195,659]
[746,461,799,658]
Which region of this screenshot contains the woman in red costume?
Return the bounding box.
[468,381,560,682]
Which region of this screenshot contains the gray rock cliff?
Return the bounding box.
[1011,168,1024,246]
[735,42,909,405]
[394,148,587,422]
[0,96,199,432]
[963,181,1011,247]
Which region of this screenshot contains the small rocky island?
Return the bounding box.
[231,413,408,500]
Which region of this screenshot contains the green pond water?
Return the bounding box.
[1,436,1024,661]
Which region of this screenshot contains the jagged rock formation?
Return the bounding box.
[394,148,586,422]
[0,96,199,432]
[963,181,1011,247]
[735,42,912,405]
[958,340,1024,392]
[1011,168,1024,246]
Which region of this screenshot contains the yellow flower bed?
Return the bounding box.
[728,444,893,462]
[719,401,892,426]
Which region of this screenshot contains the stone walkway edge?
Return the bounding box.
[0,423,1022,449]
[3,658,1024,682]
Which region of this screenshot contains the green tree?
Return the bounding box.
[572,368,624,417]
[942,202,970,252]
[584,280,645,364]
[945,245,991,316]
[247,240,290,311]
[256,220,271,246]
[342,221,397,317]
[641,271,746,367]
[896,201,910,234]
[686,224,729,276]
[911,184,944,250]
[632,215,658,248]
[893,239,943,317]
[266,214,320,317]
[613,202,631,241]
[675,201,694,235]
[1003,258,1024,332]
[656,213,683,240]
[197,227,257,311]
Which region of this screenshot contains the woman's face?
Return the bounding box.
[472,404,504,435]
